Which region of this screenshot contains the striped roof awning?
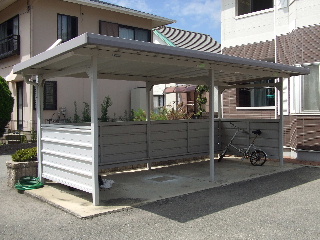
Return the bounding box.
[155,26,221,53]
[164,85,197,94]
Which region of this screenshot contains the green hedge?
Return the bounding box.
[12,147,37,162]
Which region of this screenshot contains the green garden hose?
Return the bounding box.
[15,176,44,191]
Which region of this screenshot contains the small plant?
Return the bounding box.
[133,109,147,121]
[82,102,91,122]
[12,147,37,162]
[166,103,192,120]
[196,85,209,117]
[73,101,81,123]
[21,134,28,143]
[133,103,192,121]
[100,96,112,122]
[31,129,37,143]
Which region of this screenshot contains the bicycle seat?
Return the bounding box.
[252,130,262,135]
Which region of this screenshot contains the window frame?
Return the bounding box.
[236,79,276,109]
[290,65,320,114]
[236,0,274,16]
[57,14,78,42]
[0,15,20,59]
[99,20,151,42]
[33,81,58,111]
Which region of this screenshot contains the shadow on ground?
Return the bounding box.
[138,166,320,223]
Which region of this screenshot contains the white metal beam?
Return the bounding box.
[218,87,223,119]
[87,55,100,206]
[146,81,153,170]
[278,78,284,165]
[209,70,215,181]
[36,75,45,183]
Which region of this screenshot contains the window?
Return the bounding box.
[57,14,78,42]
[33,81,58,110]
[291,65,320,113]
[237,79,275,107]
[0,15,19,59]
[153,95,165,113]
[237,0,274,16]
[99,21,151,42]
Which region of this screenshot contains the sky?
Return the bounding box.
[103,0,221,42]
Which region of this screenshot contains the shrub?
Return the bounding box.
[82,102,91,122]
[12,147,37,162]
[133,103,192,121]
[0,76,14,137]
[133,109,146,121]
[73,101,81,123]
[100,96,112,122]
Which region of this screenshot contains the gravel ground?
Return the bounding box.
[1,153,320,240]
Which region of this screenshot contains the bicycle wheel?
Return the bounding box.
[250,150,267,166]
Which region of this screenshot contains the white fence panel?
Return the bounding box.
[41,124,93,193]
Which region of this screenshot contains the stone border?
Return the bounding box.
[6,160,38,188]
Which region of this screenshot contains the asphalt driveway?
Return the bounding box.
[1,154,320,239]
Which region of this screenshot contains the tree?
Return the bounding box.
[0,76,14,137]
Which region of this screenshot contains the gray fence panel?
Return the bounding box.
[98,119,217,169]
[219,120,280,159]
[99,122,148,165]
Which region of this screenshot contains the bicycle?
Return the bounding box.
[218,123,267,166]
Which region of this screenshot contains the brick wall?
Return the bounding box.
[223,89,320,151]
[284,116,320,151]
[222,89,275,119]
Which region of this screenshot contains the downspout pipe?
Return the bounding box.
[23,74,39,131]
[23,74,37,86]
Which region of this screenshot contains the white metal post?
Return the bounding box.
[146,81,152,170]
[209,70,215,181]
[278,78,284,165]
[88,55,99,206]
[36,76,44,183]
[218,87,223,119]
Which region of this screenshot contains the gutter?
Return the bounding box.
[63,0,176,27]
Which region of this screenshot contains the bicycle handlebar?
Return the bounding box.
[229,122,262,135]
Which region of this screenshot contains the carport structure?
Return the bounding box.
[13,33,309,205]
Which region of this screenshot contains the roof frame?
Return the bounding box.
[12,33,310,206]
[13,33,309,86]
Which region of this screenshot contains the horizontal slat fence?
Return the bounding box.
[99,119,219,169]
[219,119,280,159]
[41,124,93,193]
[40,119,280,192]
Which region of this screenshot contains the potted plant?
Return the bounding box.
[6,147,38,188]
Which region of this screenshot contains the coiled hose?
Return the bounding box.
[15,176,44,191]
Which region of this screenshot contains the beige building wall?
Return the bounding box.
[2,0,154,131]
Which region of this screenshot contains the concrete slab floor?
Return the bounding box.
[24,158,302,218]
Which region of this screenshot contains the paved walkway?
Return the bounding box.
[16,157,302,218]
[1,154,320,239]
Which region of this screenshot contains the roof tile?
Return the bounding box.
[223,24,320,65]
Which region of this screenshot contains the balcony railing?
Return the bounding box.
[0,35,20,60]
